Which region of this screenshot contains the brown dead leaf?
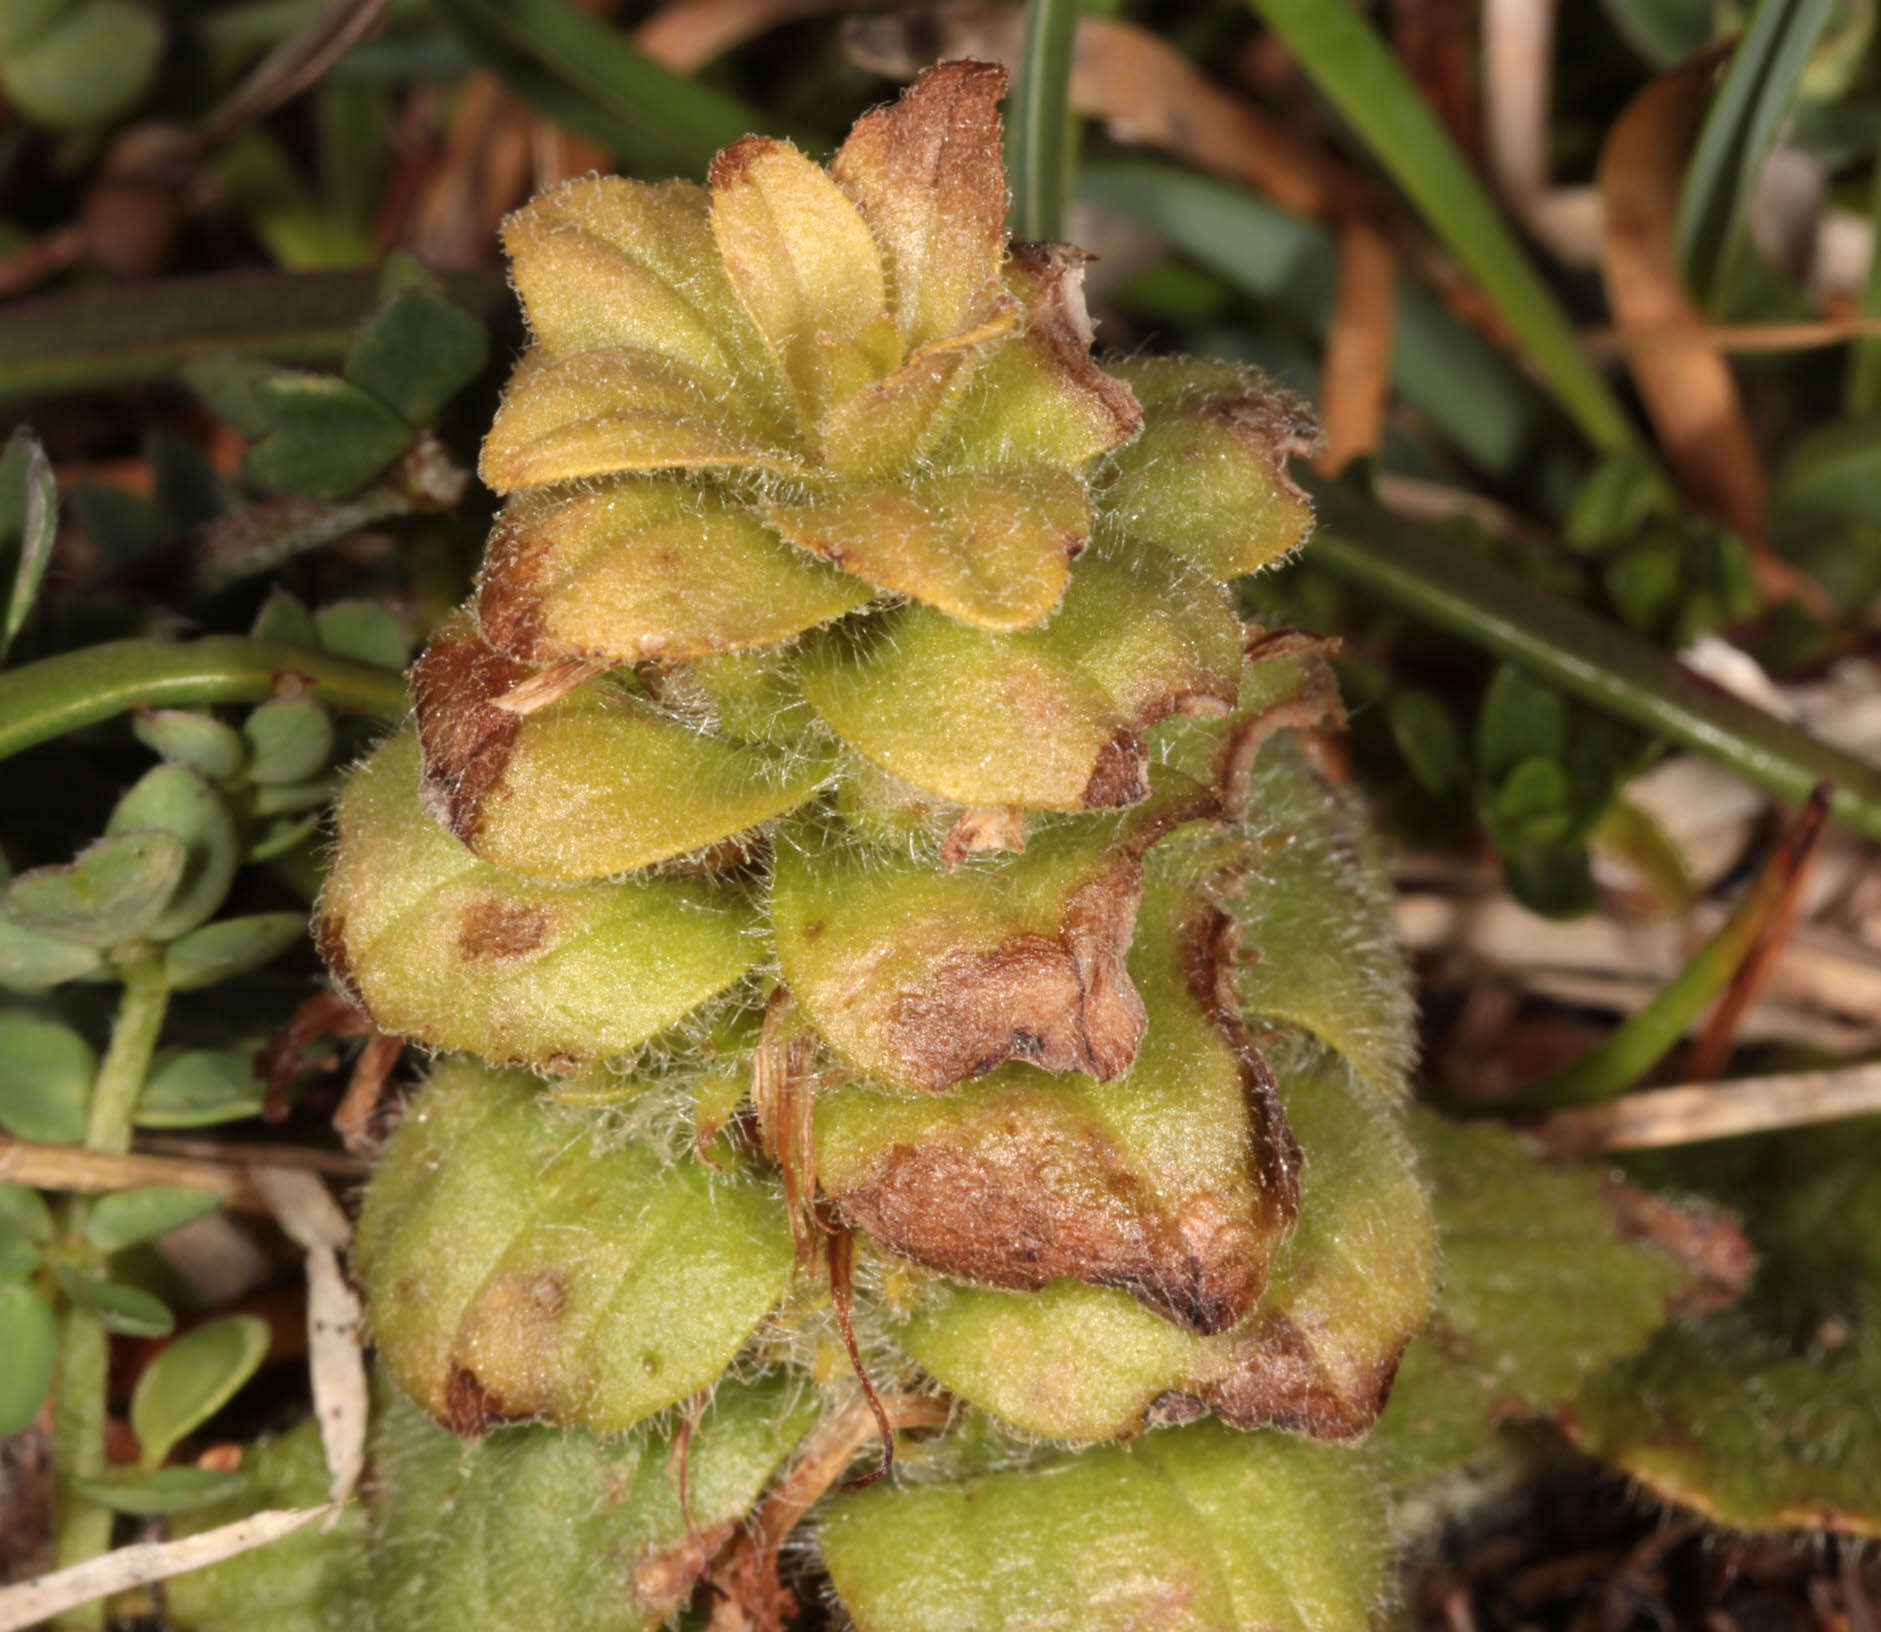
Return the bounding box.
[1316,216,1397,477]
[1598,55,1823,609]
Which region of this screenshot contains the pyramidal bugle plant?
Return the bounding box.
[315,60,1439,1630]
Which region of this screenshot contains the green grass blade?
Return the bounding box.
[434,0,779,177]
[1246,0,1644,460]
[1080,162,1577,485]
[1008,0,1082,241]
[1676,0,1837,309]
[0,269,505,404]
[1304,476,1881,844]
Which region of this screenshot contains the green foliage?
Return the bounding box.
[0,1009,92,1142]
[355,1059,794,1435]
[1369,1111,1694,1485]
[130,1314,272,1467]
[822,1419,1390,1632]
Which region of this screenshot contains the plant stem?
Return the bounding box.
[51,952,171,1628]
[0,636,409,767]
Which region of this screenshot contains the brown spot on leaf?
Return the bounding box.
[475,503,551,662]
[831,1134,1257,1334]
[444,1366,507,1437]
[457,899,549,960]
[411,617,529,843]
[1604,1180,1755,1313]
[882,847,1146,1089]
[1200,1314,1404,1439]
[1218,631,1347,817]
[1182,904,1303,1232]
[1084,692,1234,810]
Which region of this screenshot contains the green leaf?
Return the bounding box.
[356,1059,794,1436]
[312,600,406,670]
[1571,1123,1881,1534]
[3,829,187,948]
[1303,476,1881,846]
[1387,689,1468,802]
[898,1044,1434,1442]
[1676,0,1839,309]
[1600,0,1716,65]
[823,1419,1388,1632]
[1502,843,1599,919]
[0,425,57,661]
[1245,0,1642,459]
[800,536,1241,810]
[1564,452,1664,553]
[0,1231,38,1282]
[106,765,241,941]
[367,1369,817,1628]
[1230,741,1416,1097]
[0,1280,56,1434]
[1368,1110,1691,1486]
[164,1419,370,1632]
[132,710,248,782]
[0,1181,56,1242]
[243,373,412,501]
[435,0,774,179]
[1477,664,1567,784]
[54,1265,175,1337]
[131,1313,271,1468]
[344,285,489,426]
[1489,756,1575,850]
[0,0,162,128]
[321,733,763,1067]
[72,1466,252,1516]
[1772,412,1881,527]
[243,698,335,785]
[136,1048,266,1129]
[1008,0,1080,241]
[164,913,306,992]
[0,1008,94,1143]
[85,1186,223,1253]
[249,587,319,647]
[0,913,101,990]
[181,353,277,438]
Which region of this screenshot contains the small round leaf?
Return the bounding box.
[55,1266,174,1337]
[0,1181,55,1243]
[135,1049,266,1129]
[84,1187,222,1254]
[0,1009,93,1143]
[105,766,241,942]
[72,1466,251,1515]
[243,699,334,786]
[164,913,306,992]
[0,1281,55,1434]
[3,829,187,948]
[132,711,248,782]
[131,1314,271,1469]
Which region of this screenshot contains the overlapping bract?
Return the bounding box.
[324,61,1423,1631]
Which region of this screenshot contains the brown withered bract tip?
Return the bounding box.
[410,618,533,844]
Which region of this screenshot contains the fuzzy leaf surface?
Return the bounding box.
[799,537,1240,810]
[477,479,870,668]
[897,1045,1432,1440]
[413,617,833,881]
[821,1418,1387,1632]
[775,779,1209,1092]
[319,733,760,1064]
[1099,356,1316,579]
[163,1419,370,1632]
[356,1059,793,1435]
[369,1369,816,1629]
[815,872,1299,1336]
